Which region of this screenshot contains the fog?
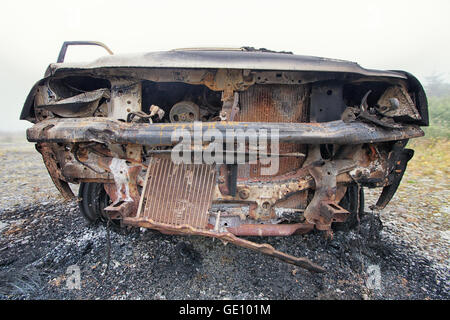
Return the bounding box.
[1,0,449,131]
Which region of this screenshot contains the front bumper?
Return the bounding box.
[27,117,424,146]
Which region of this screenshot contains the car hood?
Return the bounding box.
[46,49,406,79]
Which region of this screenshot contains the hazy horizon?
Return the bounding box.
[1,0,449,132]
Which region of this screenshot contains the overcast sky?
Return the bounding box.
[1,0,449,131]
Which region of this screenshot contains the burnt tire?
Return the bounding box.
[332,184,365,231]
[78,182,111,223]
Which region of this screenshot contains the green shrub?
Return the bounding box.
[423,95,450,138]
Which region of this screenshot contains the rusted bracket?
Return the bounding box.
[371,147,414,210]
[103,158,142,219]
[217,92,240,197]
[219,92,239,121]
[304,159,355,232]
[218,164,238,197]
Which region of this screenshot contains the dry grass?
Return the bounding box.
[405,138,449,187]
[394,137,450,229]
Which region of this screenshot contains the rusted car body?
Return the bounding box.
[21,42,428,272]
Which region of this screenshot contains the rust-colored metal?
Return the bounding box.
[227,223,313,236]
[103,158,142,218]
[27,117,425,147]
[304,161,351,231]
[137,157,216,229]
[36,142,74,200]
[217,164,230,195]
[103,183,121,219]
[202,69,254,95]
[274,191,309,209]
[122,217,325,273]
[235,84,308,178]
[377,85,421,120]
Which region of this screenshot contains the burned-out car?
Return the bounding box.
[21,41,428,272]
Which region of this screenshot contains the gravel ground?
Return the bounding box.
[0,138,448,300]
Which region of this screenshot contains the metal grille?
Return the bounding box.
[137,157,216,229]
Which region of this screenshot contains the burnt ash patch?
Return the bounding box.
[0,199,448,300]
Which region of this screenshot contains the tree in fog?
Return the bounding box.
[425,73,450,97]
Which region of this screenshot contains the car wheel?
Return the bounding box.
[78,182,111,223]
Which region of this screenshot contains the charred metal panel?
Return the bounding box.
[36,88,110,118]
[310,83,346,122]
[108,81,142,121]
